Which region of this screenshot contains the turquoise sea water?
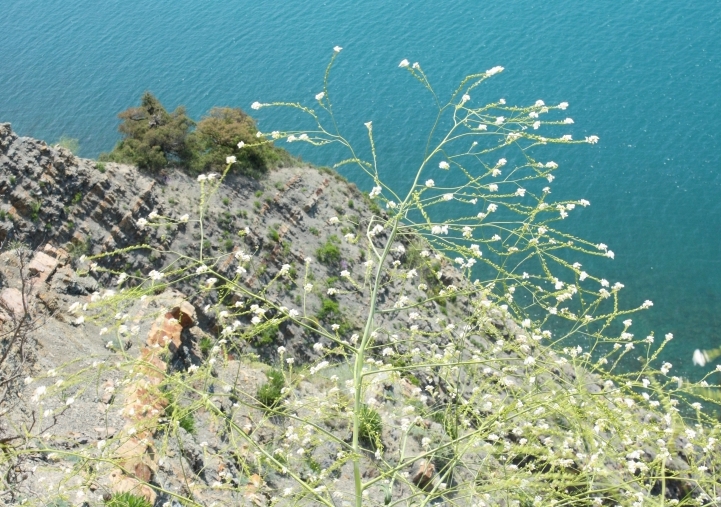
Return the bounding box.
[1,0,720,378]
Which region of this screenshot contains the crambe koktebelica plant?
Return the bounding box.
[13,50,721,507]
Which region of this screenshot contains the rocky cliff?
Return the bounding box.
[0,124,713,507]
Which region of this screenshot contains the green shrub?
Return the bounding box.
[187,107,289,176]
[257,369,285,409]
[106,492,153,507]
[316,235,341,265]
[358,404,382,448]
[317,297,340,321]
[253,323,279,346]
[163,391,196,434]
[100,92,194,171]
[96,161,106,172]
[199,336,213,357]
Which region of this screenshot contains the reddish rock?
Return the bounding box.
[0,287,24,315]
[28,251,58,284]
[412,460,436,491]
[170,300,196,328]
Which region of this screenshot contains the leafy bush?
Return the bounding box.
[358,404,382,448]
[100,92,194,171]
[187,107,289,176]
[257,368,285,409]
[106,492,153,507]
[316,235,341,265]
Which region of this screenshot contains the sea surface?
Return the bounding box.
[1,0,720,378]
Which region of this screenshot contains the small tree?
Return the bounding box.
[187,107,286,176]
[100,92,194,170]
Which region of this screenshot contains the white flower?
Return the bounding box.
[279,264,291,276]
[66,397,75,406]
[179,214,189,222]
[288,309,299,318]
[425,179,435,188]
[340,270,350,277]
[439,161,450,170]
[226,156,236,164]
[237,141,245,149]
[197,174,207,182]
[693,349,707,367]
[533,121,541,129]
[515,188,526,197]
[641,300,653,309]
[369,186,382,198]
[564,118,574,124]
[497,158,507,167]
[304,283,313,292]
[304,256,312,264]
[488,183,498,192]
[495,116,505,124]
[148,270,164,281]
[328,216,339,224]
[535,100,545,107]
[486,66,504,76]
[561,134,573,141]
[605,250,615,259]
[596,243,608,251]
[315,92,325,100]
[251,101,262,110]
[399,59,410,68]
[31,385,46,403]
[136,218,147,229]
[334,45,343,52]
[443,193,454,201]
[586,135,600,144]
[558,102,569,110]
[487,203,498,212]
[205,278,218,287]
[327,288,337,295]
[461,94,470,103]
[277,346,286,354]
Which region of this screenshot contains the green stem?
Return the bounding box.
[352,215,400,507]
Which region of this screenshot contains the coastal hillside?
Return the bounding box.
[0,123,718,506]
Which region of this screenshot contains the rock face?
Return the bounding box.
[0,123,483,505]
[0,124,711,506]
[0,122,467,362]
